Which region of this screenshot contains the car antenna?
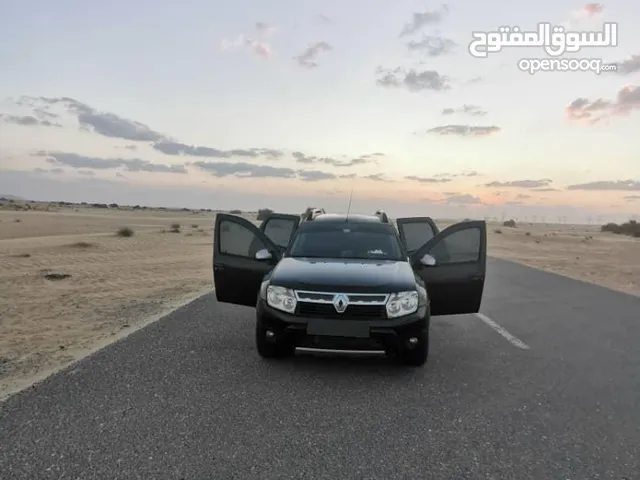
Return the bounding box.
[346,188,354,222]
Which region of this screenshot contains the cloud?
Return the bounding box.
[563,3,604,27]
[33,108,59,120]
[566,180,640,191]
[363,173,393,182]
[297,170,337,182]
[441,105,487,117]
[318,14,332,24]
[152,141,283,159]
[192,160,342,182]
[516,194,532,199]
[220,22,276,58]
[405,175,452,183]
[423,125,501,137]
[434,171,481,178]
[611,54,640,75]
[32,167,65,175]
[13,95,392,167]
[486,179,553,188]
[625,195,640,201]
[582,3,604,16]
[375,67,450,92]
[36,151,187,174]
[254,22,277,36]
[444,194,483,205]
[566,86,640,124]
[29,167,64,175]
[79,170,95,177]
[193,161,295,179]
[17,96,169,142]
[292,151,379,167]
[406,35,456,57]
[294,41,332,68]
[0,113,62,128]
[532,187,561,192]
[400,6,448,37]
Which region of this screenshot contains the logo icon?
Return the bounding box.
[333,294,349,313]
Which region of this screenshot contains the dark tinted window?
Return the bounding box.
[218,219,266,258]
[263,218,296,248]
[428,227,481,264]
[399,221,436,253]
[288,225,403,260]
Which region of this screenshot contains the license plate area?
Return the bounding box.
[306,319,370,338]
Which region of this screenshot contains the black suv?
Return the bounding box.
[212,210,487,366]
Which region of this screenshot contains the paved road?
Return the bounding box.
[2,258,640,479]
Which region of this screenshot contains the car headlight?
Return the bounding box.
[266,285,297,314]
[386,291,419,318]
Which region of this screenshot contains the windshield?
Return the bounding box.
[287,225,404,260]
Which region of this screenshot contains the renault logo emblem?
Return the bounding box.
[333,294,349,313]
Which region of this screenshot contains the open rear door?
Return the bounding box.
[410,221,487,316]
[396,217,439,255]
[213,214,280,307]
[259,213,301,251]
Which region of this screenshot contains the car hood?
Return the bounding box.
[269,257,416,293]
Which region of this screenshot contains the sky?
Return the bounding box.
[0,0,639,222]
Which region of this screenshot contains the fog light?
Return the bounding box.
[408,337,418,346]
[266,330,275,339]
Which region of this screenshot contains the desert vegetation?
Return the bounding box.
[601,220,640,238]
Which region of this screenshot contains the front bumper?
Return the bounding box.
[257,299,429,351]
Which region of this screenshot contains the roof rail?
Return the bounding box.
[302,207,326,221]
[374,209,389,223]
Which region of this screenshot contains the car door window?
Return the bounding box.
[428,226,481,264]
[263,218,296,248]
[401,222,436,253]
[219,217,268,258]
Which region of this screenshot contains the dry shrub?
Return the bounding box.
[117,226,134,237]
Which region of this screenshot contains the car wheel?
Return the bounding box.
[255,319,295,359]
[399,331,428,366]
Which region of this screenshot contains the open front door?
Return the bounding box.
[396,217,439,255]
[410,221,487,316]
[213,214,280,307]
[259,213,301,252]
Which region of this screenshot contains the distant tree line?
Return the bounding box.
[601,220,640,238]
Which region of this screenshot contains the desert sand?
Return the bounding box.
[1,200,638,400]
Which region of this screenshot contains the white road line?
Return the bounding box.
[475,313,530,350]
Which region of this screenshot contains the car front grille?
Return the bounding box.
[294,290,388,320]
[297,302,386,319]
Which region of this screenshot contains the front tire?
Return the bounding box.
[255,318,295,359]
[399,331,429,366]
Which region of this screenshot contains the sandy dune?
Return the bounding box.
[1,202,638,400]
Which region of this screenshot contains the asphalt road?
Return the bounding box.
[2,257,640,480]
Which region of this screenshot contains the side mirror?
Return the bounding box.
[255,248,273,261]
[419,253,436,266]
